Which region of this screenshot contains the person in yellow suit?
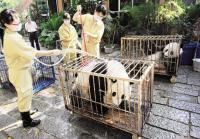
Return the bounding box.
[58,12,80,62]
[73,4,107,58]
[0,9,62,128]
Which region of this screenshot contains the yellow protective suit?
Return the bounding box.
[73,14,104,58]
[58,23,78,62]
[3,28,36,112]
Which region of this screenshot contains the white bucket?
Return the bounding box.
[193,58,200,72]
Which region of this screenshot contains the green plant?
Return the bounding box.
[122,1,156,34]
[185,3,200,24]
[29,0,49,24]
[179,3,200,41]
[0,0,19,11]
[39,14,63,49]
[156,0,185,24]
[63,0,102,37]
[102,15,118,47]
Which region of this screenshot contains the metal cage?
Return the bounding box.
[0,56,9,88]
[58,55,154,138]
[0,56,55,93]
[32,56,56,93]
[121,35,182,82]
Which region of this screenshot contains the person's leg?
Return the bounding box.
[34,32,40,50]
[18,92,40,127]
[10,70,40,128]
[29,34,35,48]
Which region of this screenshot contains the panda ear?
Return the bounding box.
[111,79,117,83]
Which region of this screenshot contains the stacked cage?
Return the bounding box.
[121,35,182,82]
[59,55,154,138]
[0,56,55,93]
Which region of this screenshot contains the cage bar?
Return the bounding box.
[0,56,55,93]
[58,55,154,138]
[121,35,182,82]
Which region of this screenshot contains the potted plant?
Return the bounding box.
[102,16,117,54]
[39,14,63,49]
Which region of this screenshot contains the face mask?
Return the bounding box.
[64,20,70,24]
[8,23,22,32]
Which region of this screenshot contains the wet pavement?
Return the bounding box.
[0,48,200,139]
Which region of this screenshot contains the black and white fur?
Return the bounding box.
[163,42,180,74]
[142,42,180,74]
[70,60,132,115]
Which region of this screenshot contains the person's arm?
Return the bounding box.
[11,36,61,61]
[84,32,97,38]
[35,50,62,57]
[25,23,28,32]
[34,21,38,30]
[89,23,105,43]
[15,0,32,13]
[73,5,87,24]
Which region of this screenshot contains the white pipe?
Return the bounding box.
[118,0,120,16]
[34,48,105,67]
[132,0,134,7]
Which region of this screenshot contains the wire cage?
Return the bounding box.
[32,56,56,93]
[58,55,154,138]
[0,56,55,93]
[121,35,182,82]
[0,56,10,88]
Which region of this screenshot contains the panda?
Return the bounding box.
[163,42,180,58]
[141,41,165,69]
[144,51,164,69]
[104,60,132,110]
[163,42,180,74]
[70,59,133,115]
[70,61,97,109]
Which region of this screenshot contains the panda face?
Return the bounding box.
[110,78,132,106]
[105,60,132,106]
[163,42,180,58]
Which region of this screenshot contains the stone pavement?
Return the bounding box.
[0,49,200,139]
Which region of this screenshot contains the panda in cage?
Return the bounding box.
[142,41,180,73]
[70,60,133,115]
[163,42,180,74]
[142,40,165,68]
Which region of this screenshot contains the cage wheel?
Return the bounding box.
[132,134,138,139]
[170,76,176,83]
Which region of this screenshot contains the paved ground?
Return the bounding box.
[0,48,200,139]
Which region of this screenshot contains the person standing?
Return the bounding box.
[25,16,40,50]
[73,4,107,58]
[0,9,62,128]
[58,12,81,62]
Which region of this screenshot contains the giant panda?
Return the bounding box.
[104,60,132,110]
[144,51,164,69]
[163,42,180,58]
[70,59,133,115]
[141,40,165,69]
[163,42,180,74]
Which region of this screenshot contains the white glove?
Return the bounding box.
[77,5,82,13]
